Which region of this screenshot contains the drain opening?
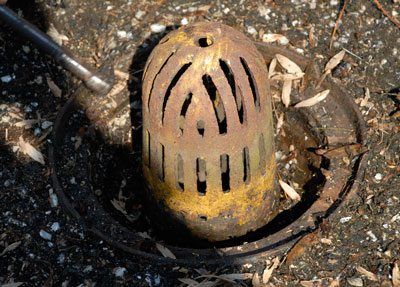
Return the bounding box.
[158,143,165,181]
[148,52,174,110]
[196,158,207,195]
[202,74,227,134]
[240,57,260,110]
[145,130,151,167]
[220,154,230,192]
[243,146,250,184]
[162,62,192,123]
[197,120,205,136]
[179,92,193,132]
[198,36,213,47]
[259,133,266,175]
[219,59,245,124]
[199,215,208,221]
[177,154,184,191]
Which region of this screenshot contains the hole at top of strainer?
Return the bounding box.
[198,36,213,47]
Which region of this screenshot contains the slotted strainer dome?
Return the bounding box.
[142,22,278,241]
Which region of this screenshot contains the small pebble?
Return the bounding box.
[57,253,65,264]
[247,26,257,35]
[113,267,127,278]
[49,192,58,207]
[366,230,377,242]
[41,121,53,129]
[39,230,52,241]
[22,45,30,53]
[117,30,127,39]
[340,216,352,223]
[51,222,60,232]
[180,17,188,26]
[1,75,13,83]
[150,24,166,33]
[135,10,145,19]
[34,128,41,136]
[374,173,383,181]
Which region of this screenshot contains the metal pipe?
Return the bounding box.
[0,4,113,95]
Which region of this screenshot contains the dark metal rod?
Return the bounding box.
[0,4,113,94]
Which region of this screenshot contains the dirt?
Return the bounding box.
[1,0,399,286]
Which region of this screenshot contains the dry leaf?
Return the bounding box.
[279,180,300,201]
[329,278,340,287]
[286,232,318,266]
[262,257,280,284]
[271,73,304,81]
[324,50,345,73]
[178,278,200,286]
[281,80,292,107]
[252,272,261,287]
[294,90,330,108]
[300,281,316,287]
[1,283,25,287]
[17,136,45,165]
[14,119,39,129]
[218,273,253,281]
[393,262,400,287]
[268,58,277,78]
[46,77,62,98]
[276,54,303,75]
[155,243,176,259]
[47,24,69,46]
[276,113,284,134]
[356,266,378,281]
[0,241,21,256]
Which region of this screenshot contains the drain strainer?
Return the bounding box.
[49,23,367,265]
[142,22,277,241]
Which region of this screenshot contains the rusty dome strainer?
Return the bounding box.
[142,22,278,241]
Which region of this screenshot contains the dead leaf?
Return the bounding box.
[271,73,305,81]
[294,90,330,108]
[324,50,345,73]
[268,58,277,78]
[1,283,25,287]
[329,278,340,287]
[279,180,300,201]
[286,232,319,266]
[178,278,200,286]
[276,54,303,75]
[46,77,62,98]
[300,281,316,287]
[155,243,176,259]
[17,136,45,165]
[252,272,261,287]
[393,262,400,287]
[356,266,378,281]
[262,257,280,284]
[276,113,284,134]
[47,24,69,46]
[197,273,252,284]
[218,273,253,281]
[0,241,21,256]
[315,143,363,158]
[282,80,292,107]
[14,119,39,129]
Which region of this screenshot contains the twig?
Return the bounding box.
[372,0,400,29]
[330,0,349,49]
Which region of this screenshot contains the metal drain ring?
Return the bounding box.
[49,44,367,266]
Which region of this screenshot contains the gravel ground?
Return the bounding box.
[1,0,399,286]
